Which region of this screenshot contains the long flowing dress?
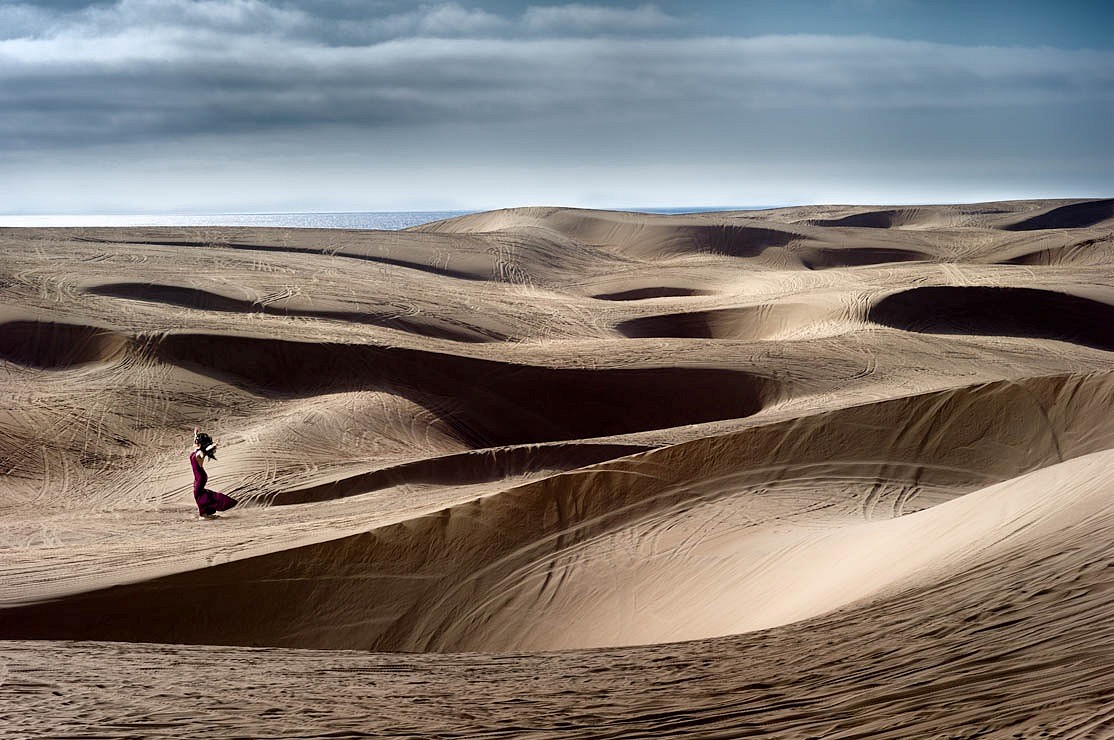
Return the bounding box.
[191,451,238,516]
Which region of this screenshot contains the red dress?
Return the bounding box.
[190,451,238,516]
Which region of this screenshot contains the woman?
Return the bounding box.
[191,427,238,519]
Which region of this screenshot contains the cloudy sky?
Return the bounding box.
[1,0,1111,214]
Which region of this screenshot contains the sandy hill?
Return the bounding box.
[2,198,1114,737]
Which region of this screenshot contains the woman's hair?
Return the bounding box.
[195,431,218,460]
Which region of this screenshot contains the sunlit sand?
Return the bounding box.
[3,198,1114,737]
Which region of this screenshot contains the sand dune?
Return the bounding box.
[616,301,838,340]
[3,198,1114,738]
[152,333,777,444]
[88,281,513,342]
[0,317,129,368]
[4,371,1111,653]
[807,207,943,229]
[1003,197,1114,231]
[1004,233,1114,266]
[869,286,1114,350]
[593,285,713,300]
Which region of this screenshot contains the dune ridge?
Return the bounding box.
[869,286,1114,350]
[0,319,129,368]
[2,198,1114,738]
[2,370,1111,652]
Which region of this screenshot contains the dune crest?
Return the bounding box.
[3,199,1114,738]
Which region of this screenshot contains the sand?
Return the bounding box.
[1,197,1113,737]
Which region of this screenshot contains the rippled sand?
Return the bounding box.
[2,198,1114,737]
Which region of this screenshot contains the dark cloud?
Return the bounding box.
[2,21,1110,151]
[0,1,1110,212]
[1,0,111,9]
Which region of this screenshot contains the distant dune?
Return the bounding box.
[2,198,1114,738]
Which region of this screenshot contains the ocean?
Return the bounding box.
[0,207,757,231]
[0,211,471,230]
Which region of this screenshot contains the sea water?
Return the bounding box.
[0,207,759,231]
[0,211,471,230]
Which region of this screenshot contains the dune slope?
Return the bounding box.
[2,198,1114,738]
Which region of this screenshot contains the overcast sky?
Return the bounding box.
[1,0,1111,214]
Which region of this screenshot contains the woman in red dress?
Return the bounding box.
[191,427,238,519]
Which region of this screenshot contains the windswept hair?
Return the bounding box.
[195,432,218,460]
